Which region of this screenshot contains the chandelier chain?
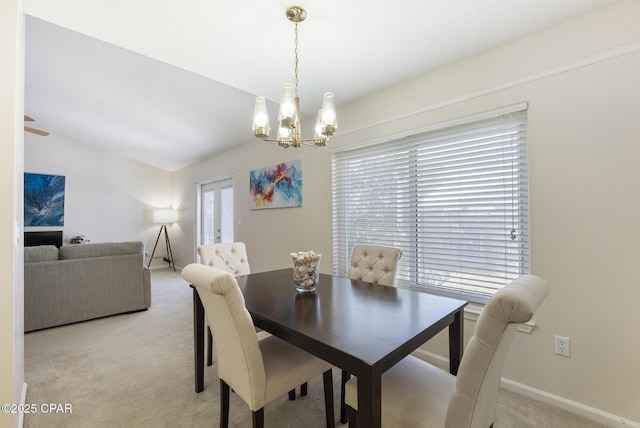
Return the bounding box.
[294,22,300,97]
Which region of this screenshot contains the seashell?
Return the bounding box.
[292,250,321,289]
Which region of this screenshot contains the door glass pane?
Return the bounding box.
[200,178,234,246]
[202,187,216,245]
[220,185,234,243]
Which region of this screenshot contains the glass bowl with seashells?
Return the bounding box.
[291,250,322,293]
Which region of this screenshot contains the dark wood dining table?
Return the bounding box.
[191,268,467,428]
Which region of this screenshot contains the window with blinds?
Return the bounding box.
[332,107,529,303]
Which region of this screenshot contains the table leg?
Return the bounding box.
[448,309,463,375]
[193,287,205,392]
[356,370,381,428]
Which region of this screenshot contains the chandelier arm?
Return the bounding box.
[260,137,324,147]
[298,137,325,144]
[299,141,322,148]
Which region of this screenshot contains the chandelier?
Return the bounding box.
[252,5,337,148]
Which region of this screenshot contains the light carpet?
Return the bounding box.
[24,269,607,427]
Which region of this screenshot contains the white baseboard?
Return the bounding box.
[500,379,640,428]
[411,349,640,428]
[412,348,449,370]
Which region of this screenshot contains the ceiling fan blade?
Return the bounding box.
[24,115,35,122]
[24,126,50,136]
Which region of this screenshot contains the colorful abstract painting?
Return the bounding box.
[250,160,302,209]
[24,173,65,226]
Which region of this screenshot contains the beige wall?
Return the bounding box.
[0,1,24,428]
[172,1,640,423]
[171,132,333,272]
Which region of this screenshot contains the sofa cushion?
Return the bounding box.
[24,245,59,263]
[59,241,144,260]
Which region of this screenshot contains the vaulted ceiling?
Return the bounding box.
[24,0,618,171]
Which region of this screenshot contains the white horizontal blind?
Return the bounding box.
[332,109,529,303]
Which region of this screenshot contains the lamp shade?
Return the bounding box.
[277,83,296,127]
[252,96,271,139]
[320,92,337,135]
[153,209,177,224]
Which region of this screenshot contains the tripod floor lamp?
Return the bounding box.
[148,209,177,271]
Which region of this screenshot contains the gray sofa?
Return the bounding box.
[24,241,151,332]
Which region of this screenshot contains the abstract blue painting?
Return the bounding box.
[24,173,65,226]
[250,159,302,209]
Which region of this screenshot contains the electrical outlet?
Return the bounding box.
[555,335,570,357]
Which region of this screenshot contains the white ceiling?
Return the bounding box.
[24,0,618,171]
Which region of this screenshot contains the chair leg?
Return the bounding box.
[301,382,308,396]
[322,369,335,428]
[252,408,264,428]
[207,327,213,366]
[220,380,230,428]
[288,389,296,400]
[340,370,351,424]
[347,405,357,428]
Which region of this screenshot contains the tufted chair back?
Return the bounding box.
[347,245,403,286]
[198,242,251,276]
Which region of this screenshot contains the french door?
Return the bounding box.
[200,177,234,245]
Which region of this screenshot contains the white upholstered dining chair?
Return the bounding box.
[198,243,253,367]
[340,244,403,422]
[198,242,251,276]
[344,274,550,428]
[197,242,306,399]
[347,244,404,286]
[182,263,335,428]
